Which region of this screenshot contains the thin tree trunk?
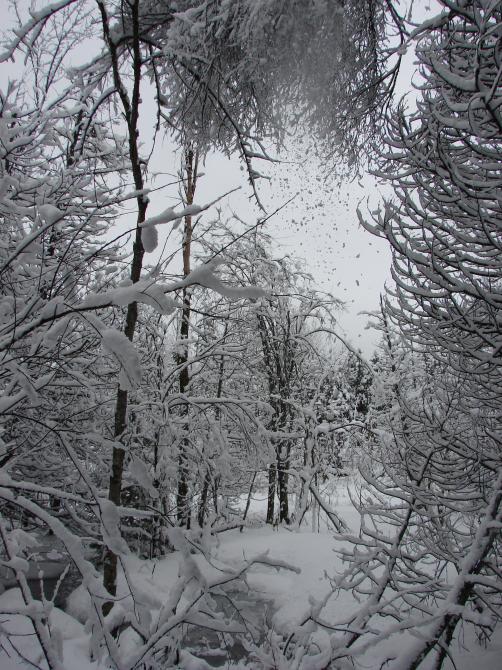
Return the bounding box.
[198,469,211,527]
[276,399,291,524]
[150,429,162,558]
[100,0,148,615]
[240,471,257,531]
[277,444,290,523]
[176,147,198,528]
[266,462,276,524]
[197,318,227,527]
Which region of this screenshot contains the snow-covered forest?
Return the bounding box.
[0,1,501,668]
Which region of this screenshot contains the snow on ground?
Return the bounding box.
[214,527,340,629]
[0,587,99,670]
[1,478,501,669]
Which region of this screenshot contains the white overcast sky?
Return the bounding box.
[137,2,432,357]
[173,148,393,356]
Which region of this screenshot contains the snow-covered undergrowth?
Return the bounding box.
[1,478,501,670]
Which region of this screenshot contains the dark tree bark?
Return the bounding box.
[176,146,198,528]
[266,463,276,525]
[277,445,290,524]
[99,0,148,616]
